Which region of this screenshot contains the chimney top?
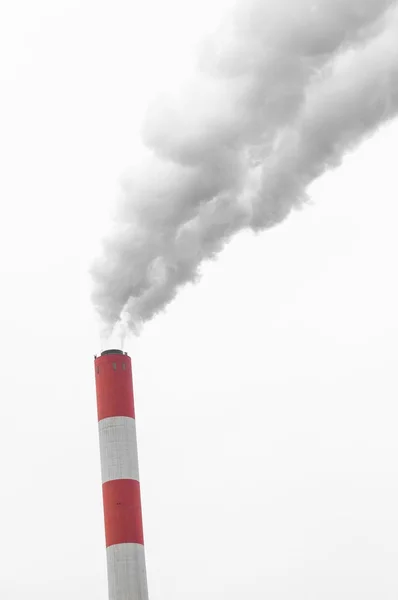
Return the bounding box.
[101,349,125,356]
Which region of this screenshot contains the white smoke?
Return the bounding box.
[91,0,398,332]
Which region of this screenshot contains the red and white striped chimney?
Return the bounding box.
[94,349,149,600]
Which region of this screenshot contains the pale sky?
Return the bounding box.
[1,1,398,598]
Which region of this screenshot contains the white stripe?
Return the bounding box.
[99,417,139,483]
[107,543,149,600]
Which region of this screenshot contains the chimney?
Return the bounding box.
[94,349,149,600]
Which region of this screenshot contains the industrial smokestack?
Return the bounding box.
[94,349,149,600]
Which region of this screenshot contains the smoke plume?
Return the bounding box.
[91,0,398,333]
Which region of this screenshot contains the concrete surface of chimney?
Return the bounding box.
[94,349,149,600]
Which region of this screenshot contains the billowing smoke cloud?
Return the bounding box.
[91,0,398,333]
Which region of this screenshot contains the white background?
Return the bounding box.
[1,1,398,598]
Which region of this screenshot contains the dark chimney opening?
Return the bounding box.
[101,349,124,356]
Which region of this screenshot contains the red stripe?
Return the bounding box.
[102,479,144,547]
[95,354,135,420]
